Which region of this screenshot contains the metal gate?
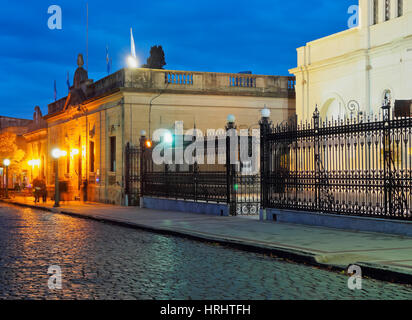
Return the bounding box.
[234,173,260,215]
[125,143,140,206]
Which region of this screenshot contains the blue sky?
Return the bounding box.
[0,0,355,119]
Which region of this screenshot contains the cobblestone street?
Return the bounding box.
[1,204,412,300]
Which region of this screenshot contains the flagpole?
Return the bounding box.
[86,2,89,71]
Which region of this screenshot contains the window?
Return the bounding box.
[110,136,116,172]
[89,141,95,173]
[398,0,403,17]
[373,0,379,24]
[385,0,391,21]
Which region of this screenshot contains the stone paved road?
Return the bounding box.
[1,204,412,300]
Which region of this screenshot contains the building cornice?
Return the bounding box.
[290,35,412,76]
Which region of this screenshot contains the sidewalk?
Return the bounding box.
[3,196,412,284]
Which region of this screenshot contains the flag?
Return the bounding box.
[54,80,57,101]
[106,45,111,74]
[130,28,136,58]
[66,72,70,91]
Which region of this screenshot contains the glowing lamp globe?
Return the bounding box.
[261,107,271,118]
[227,114,236,123]
[145,140,152,148]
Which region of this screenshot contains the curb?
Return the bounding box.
[2,199,412,286]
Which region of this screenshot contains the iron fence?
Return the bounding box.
[137,132,260,215]
[125,143,140,206]
[260,104,412,220]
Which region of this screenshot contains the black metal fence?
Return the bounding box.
[137,130,260,215]
[127,102,412,221]
[260,104,412,220]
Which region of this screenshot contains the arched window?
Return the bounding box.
[385,0,391,21]
[398,0,403,17]
[373,0,379,24]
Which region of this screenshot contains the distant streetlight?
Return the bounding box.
[3,159,10,199]
[51,148,66,207]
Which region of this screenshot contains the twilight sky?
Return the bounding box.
[0,0,355,119]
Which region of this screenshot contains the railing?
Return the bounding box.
[140,136,229,205]
[89,69,125,96]
[27,120,47,133]
[260,104,412,220]
[165,72,194,85]
[47,97,67,115]
[229,75,256,88]
[288,77,296,92]
[47,70,292,116]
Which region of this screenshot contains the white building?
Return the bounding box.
[289,0,411,121]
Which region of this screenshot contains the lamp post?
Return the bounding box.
[3,159,10,199]
[51,148,66,207]
[260,107,272,212]
[225,114,237,216]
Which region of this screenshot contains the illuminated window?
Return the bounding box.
[385,0,391,21]
[398,0,403,17]
[373,0,379,24]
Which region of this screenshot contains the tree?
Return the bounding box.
[0,132,26,175]
[142,45,166,69]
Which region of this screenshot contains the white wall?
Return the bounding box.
[290,0,412,122]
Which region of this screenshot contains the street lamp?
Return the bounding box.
[227,114,236,124]
[260,106,271,119]
[3,159,10,199]
[51,148,66,207]
[140,130,153,148]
